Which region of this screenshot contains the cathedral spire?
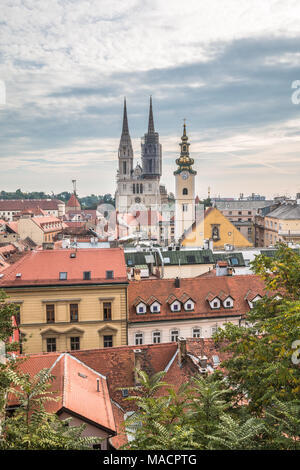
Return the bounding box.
[122,97,129,135]
[148,96,155,134]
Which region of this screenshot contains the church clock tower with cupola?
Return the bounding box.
[174,122,197,242]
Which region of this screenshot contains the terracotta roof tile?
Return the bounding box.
[0,199,64,211]
[0,248,127,286]
[128,275,266,322]
[8,353,116,433]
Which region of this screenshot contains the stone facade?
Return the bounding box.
[115,98,164,214]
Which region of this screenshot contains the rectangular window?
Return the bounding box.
[193,328,201,338]
[14,305,21,325]
[70,337,80,351]
[153,332,161,344]
[59,272,67,280]
[70,304,78,322]
[83,271,91,280]
[103,302,112,320]
[170,330,179,342]
[106,270,114,279]
[46,304,55,323]
[123,161,127,174]
[47,338,56,352]
[104,335,113,348]
[135,333,143,345]
[182,204,188,212]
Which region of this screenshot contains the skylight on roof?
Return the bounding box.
[59,272,67,280]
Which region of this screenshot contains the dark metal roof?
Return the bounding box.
[125,249,215,267]
[212,252,245,267]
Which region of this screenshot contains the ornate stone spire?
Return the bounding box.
[148,96,155,134]
[174,122,196,175]
[118,98,133,178]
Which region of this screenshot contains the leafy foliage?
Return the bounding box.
[124,245,300,450]
[1,368,100,450]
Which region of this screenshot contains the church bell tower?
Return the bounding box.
[174,122,197,242]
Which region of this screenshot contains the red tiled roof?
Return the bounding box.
[0,257,11,272]
[71,343,178,410]
[8,338,233,448]
[0,244,17,255]
[6,222,18,233]
[66,194,81,209]
[0,199,64,211]
[8,353,116,433]
[30,216,63,233]
[128,275,266,322]
[0,248,127,287]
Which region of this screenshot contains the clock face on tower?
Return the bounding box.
[181,171,189,180]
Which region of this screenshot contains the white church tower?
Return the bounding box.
[174,122,197,242]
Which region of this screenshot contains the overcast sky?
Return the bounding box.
[1,0,300,199]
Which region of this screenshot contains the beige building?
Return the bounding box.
[263,204,300,247]
[0,248,128,354]
[18,216,64,246]
[0,199,65,222]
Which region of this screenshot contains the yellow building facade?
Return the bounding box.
[182,207,253,249]
[0,248,129,354]
[6,284,128,354]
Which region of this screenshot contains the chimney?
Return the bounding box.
[199,355,208,374]
[177,337,186,367]
[134,268,141,281]
[175,277,180,288]
[133,349,143,385]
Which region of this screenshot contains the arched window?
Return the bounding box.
[183,188,188,195]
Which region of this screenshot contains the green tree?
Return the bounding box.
[1,368,99,450]
[121,370,198,450]
[215,243,300,411]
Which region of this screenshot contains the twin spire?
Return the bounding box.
[121,96,155,137]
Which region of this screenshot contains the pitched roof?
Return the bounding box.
[30,216,63,233]
[266,204,300,220]
[0,248,127,287]
[128,275,266,322]
[8,352,116,433]
[71,343,178,410]
[0,199,64,211]
[8,338,233,448]
[66,193,81,210]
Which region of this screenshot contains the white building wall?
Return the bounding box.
[128,316,241,346]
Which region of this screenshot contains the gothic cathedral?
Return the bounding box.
[115,97,167,214]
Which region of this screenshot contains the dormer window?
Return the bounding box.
[223,297,234,308]
[150,301,161,313]
[170,300,181,312]
[247,294,262,309]
[136,302,147,315]
[59,272,67,280]
[106,270,114,279]
[184,300,195,311]
[208,297,220,309]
